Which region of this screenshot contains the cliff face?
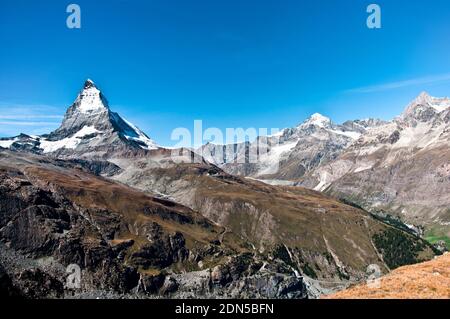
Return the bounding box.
[0,150,308,299]
[300,93,450,241]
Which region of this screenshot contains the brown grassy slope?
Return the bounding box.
[0,151,245,254]
[115,159,436,278]
[324,253,450,299]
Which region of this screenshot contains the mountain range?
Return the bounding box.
[195,91,450,246]
[197,113,387,183]
[301,92,450,238]
[0,79,447,299]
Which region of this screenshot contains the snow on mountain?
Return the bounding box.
[197,113,383,180]
[0,79,159,156]
[76,79,107,113]
[301,113,332,128]
[256,140,299,175]
[0,138,17,148]
[111,113,158,150]
[39,126,101,153]
[328,128,361,140]
[344,92,450,157]
[299,92,450,228]
[402,91,450,123]
[406,91,450,114]
[431,98,450,113]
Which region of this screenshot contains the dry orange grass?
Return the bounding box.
[324,253,450,299]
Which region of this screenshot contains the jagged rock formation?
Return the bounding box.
[0,150,308,299]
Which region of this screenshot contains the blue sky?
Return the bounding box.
[1,0,450,146]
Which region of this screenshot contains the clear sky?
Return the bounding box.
[1,0,450,146]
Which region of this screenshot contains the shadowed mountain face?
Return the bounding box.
[0,80,442,298]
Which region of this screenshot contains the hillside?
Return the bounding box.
[111,149,437,296]
[300,92,450,247]
[325,253,450,299]
[0,150,308,298]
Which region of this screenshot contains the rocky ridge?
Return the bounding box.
[299,92,450,238]
[196,113,386,183]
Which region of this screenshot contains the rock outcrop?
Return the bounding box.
[0,150,308,299]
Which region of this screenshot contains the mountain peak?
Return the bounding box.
[38,79,159,154]
[402,92,450,121]
[310,112,330,120]
[76,79,109,114]
[83,78,96,89]
[413,91,432,105]
[303,113,332,127]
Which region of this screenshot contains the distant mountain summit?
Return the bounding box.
[401,91,450,123]
[197,112,385,182]
[0,79,158,157]
[302,113,332,128]
[300,92,450,230]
